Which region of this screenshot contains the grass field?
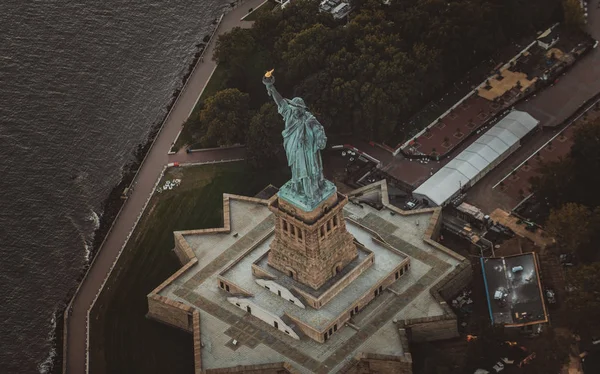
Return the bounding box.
[89,162,289,374]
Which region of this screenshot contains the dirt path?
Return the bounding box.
[63,1,262,372]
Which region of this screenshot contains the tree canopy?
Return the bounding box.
[201,0,563,144]
[566,262,600,336]
[545,203,593,256]
[199,88,251,147]
[532,117,600,210]
[531,118,600,261]
[562,0,586,30]
[246,102,283,168]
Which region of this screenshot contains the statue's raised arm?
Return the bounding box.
[262,70,285,109]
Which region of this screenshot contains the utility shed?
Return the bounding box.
[413,110,539,206]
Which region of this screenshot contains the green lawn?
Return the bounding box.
[172,64,230,152]
[90,162,289,374]
[243,1,277,22]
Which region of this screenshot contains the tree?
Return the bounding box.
[199,88,251,147]
[213,27,257,69]
[525,329,570,374]
[533,118,600,210]
[562,0,585,30]
[530,157,576,209]
[246,103,283,168]
[213,27,271,104]
[569,118,600,207]
[545,203,592,255]
[566,263,600,336]
[185,0,564,146]
[281,23,340,84]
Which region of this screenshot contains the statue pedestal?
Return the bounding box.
[267,190,358,290]
[277,179,337,213]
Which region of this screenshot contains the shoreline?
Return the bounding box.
[48,26,215,374]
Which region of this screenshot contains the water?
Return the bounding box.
[0,1,229,372]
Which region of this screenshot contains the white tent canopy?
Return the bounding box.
[413,110,539,206]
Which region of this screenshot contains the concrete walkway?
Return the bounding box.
[64,1,264,372]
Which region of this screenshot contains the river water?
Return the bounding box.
[0,1,228,372]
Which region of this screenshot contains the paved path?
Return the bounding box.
[64,1,263,372]
[516,9,600,126]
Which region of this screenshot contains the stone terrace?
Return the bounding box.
[150,182,467,373]
[218,222,407,331]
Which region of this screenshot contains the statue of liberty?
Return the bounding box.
[263,70,334,210]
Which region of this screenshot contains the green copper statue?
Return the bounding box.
[263,70,335,212]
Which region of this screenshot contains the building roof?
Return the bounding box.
[456,202,486,221]
[480,253,548,326]
[412,110,539,206]
[478,69,536,101]
[537,26,560,44]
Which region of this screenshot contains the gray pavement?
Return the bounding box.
[64,1,264,372]
[516,11,600,126]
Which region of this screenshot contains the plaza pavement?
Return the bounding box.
[64,1,265,372]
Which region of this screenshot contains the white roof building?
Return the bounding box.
[319,0,351,19]
[413,110,539,206]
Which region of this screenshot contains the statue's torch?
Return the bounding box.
[263,69,275,96]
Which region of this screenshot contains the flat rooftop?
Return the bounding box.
[480,253,548,326]
[156,182,462,373]
[220,221,407,330]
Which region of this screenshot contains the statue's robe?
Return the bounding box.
[278,100,326,199]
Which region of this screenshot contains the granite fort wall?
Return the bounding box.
[205,362,298,374]
[337,327,413,373]
[403,317,459,342]
[146,194,273,372]
[147,294,194,332]
[339,353,412,374]
[192,310,202,374]
[148,182,473,371]
[347,181,473,344]
[285,260,412,343]
[435,260,473,301]
[398,260,473,342]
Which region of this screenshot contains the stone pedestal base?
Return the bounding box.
[278,179,336,213]
[268,191,357,290]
